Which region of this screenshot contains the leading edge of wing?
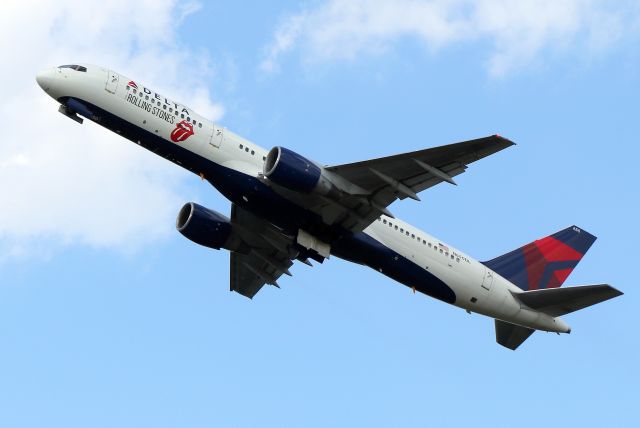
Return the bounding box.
[325,134,515,172]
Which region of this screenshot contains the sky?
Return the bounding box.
[1,0,638,426]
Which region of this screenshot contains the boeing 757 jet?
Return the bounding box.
[36,64,622,349]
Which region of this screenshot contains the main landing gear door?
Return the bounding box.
[105,70,119,94]
[210,124,223,148]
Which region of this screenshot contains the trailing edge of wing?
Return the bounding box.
[229,204,301,299]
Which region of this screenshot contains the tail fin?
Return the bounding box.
[483,226,597,291]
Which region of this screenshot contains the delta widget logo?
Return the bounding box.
[124,80,194,143]
[171,120,194,143]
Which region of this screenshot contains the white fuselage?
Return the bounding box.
[36,64,570,333]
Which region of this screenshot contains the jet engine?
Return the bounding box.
[263,146,340,196]
[176,202,246,252]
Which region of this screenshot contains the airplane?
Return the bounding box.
[36,63,622,350]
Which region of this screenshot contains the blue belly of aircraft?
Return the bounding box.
[69,97,456,304]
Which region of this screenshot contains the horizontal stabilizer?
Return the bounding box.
[514,284,623,317]
[495,320,535,350]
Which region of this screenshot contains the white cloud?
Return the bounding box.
[177,0,203,25]
[261,14,306,74]
[0,0,223,260]
[261,0,639,76]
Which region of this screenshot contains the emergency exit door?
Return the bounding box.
[210,124,224,148]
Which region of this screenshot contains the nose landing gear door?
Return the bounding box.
[209,124,223,148]
[105,70,119,94]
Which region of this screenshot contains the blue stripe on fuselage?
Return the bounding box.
[332,232,456,304]
[70,97,456,304]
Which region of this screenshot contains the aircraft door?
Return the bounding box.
[481,267,494,291]
[105,70,119,94]
[209,124,223,148]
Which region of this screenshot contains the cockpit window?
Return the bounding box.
[59,64,87,72]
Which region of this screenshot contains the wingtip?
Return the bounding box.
[494,134,516,146]
[610,286,624,297]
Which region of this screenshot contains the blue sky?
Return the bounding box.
[1,1,638,427]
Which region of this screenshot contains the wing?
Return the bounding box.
[318,134,514,232]
[229,204,299,299]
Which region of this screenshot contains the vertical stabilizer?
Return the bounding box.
[483,226,596,291]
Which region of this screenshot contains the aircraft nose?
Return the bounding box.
[36,68,56,92]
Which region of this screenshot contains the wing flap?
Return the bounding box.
[230,252,267,299]
[229,204,299,299]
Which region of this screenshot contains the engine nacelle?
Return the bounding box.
[176,202,246,252]
[263,146,336,195]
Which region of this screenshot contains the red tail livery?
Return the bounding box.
[483,226,597,291]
